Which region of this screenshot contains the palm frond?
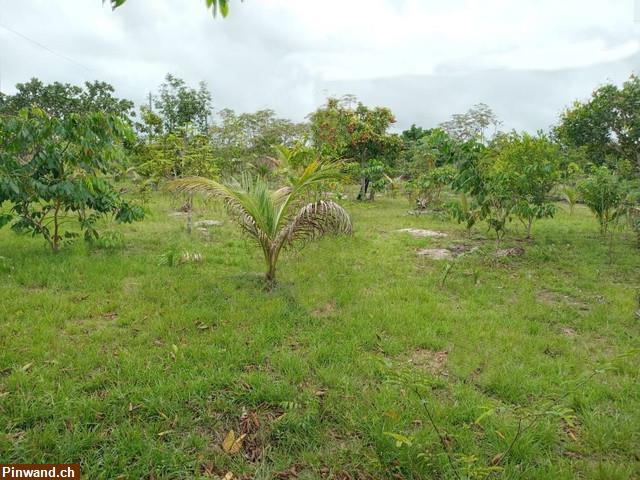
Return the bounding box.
[167,176,268,242]
[276,200,352,249]
[290,160,343,193]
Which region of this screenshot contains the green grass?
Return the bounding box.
[1,195,639,479]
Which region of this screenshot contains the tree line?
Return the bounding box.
[1,72,639,258]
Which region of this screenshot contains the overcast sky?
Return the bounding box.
[1,0,639,132]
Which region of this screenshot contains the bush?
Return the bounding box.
[578,166,628,235]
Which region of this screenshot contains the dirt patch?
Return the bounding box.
[397,228,448,238]
[194,220,222,228]
[312,300,338,318]
[416,248,454,260]
[538,290,590,312]
[495,247,525,257]
[408,349,448,375]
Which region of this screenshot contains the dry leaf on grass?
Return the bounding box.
[222,430,246,454]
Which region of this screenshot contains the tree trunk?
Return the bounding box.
[357,177,369,201]
[52,200,61,252]
[265,262,277,284]
[526,217,534,239]
[186,195,193,235]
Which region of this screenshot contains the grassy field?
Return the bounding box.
[0,194,638,479]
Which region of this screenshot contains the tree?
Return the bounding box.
[439,103,501,144]
[488,132,561,238]
[0,78,134,121]
[401,124,431,144]
[556,74,640,174]
[133,74,216,217]
[401,128,460,178]
[210,108,308,176]
[578,166,628,235]
[134,133,218,182]
[406,165,457,210]
[308,96,401,201]
[152,74,212,136]
[448,193,481,237]
[0,108,144,252]
[168,160,352,284]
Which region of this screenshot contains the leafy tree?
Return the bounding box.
[0,78,134,121]
[448,193,481,237]
[210,108,307,176]
[0,108,144,252]
[439,103,501,144]
[133,74,216,207]
[153,74,212,136]
[401,128,460,178]
[308,96,401,201]
[168,160,352,284]
[556,74,640,174]
[478,170,514,244]
[134,133,218,182]
[137,105,163,143]
[401,124,432,144]
[578,166,628,235]
[488,132,561,238]
[360,159,387,201]
[406,165,457,210]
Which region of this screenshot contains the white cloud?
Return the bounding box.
[0,0,639,130]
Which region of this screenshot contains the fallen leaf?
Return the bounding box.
[490,453,504,466]
[20,362,34,372]
[222,430,246,454]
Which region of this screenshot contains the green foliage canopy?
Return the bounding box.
[0,108,144,251]
[0,78,135,121]
[556,74,640,175]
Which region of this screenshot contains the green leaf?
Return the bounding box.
[0,214,13,229]
[219,0,229,17]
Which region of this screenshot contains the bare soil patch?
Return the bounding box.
[538,290,590,312]
[495,247,525,257]
[416,248,454,260]
[397,228,448,238]
[408,348,449,375]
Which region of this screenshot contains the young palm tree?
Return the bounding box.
[168,160,352,284]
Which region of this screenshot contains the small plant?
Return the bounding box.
[578,166,628,235]
[91,231,126,251]
[158,248,204,267]
[168,159,352,284]
[408,165,457,210]
[634,213,640,248]
[561,185,578,215]
[0,256,13,273]
[448,193,482,237]
[384,174,403,198]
